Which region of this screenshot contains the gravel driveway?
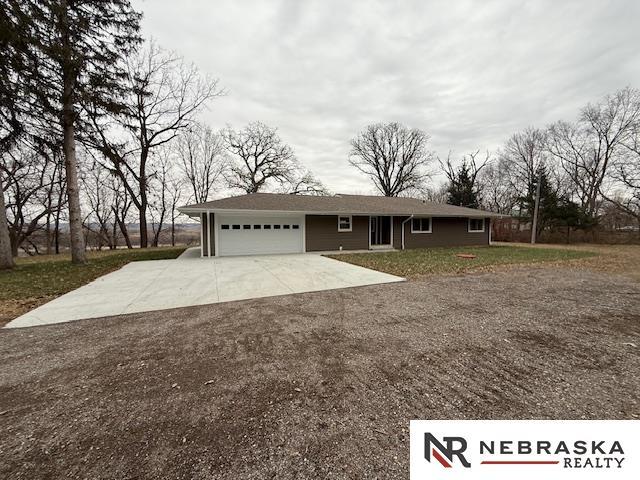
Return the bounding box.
[1,266,639,479]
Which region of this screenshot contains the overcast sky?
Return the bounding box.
[132,0,640,194]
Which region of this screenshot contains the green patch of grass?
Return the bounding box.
[0,247,186,303]
[327,245,597,278]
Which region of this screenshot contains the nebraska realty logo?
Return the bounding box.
[410,420,639,479]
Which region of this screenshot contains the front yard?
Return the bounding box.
[327,244,597,278]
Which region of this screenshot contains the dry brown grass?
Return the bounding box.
[494,242,640,282]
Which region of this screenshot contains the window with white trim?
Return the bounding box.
[468,218,485,232]
[411,217,432,233]
[338,215,352,232]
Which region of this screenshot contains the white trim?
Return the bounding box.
[200,212,205,257]
[489,218,492,245]
[207,211,212,257]
[410,216,432,234]
[213,211,219,256]
[302,215,306,252]
[401,215,413,250]
[337,215,352,232]
[468,217,485,233]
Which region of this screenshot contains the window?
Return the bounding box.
[292,224,300,230]
[283,224,290,229]
[338,215,352,232]
[221,224,230,230]
[411,217,432,233]
[264,224,271,229]
[243,224,251,230]
[468,218,485,232]
[273,224,281,229]
[253,224,261,229]
[232,225,240,230]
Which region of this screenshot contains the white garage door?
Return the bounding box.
[217,215,304,256]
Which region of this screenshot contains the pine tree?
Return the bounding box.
[18,0,142,263]
[0,0,32,269]
[445,160,481,208]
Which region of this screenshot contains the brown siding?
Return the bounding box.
[201,213,209,256]
[305,215,369,251]
[394,216,490,248]
[392,216,402,249]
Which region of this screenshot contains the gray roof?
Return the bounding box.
[179,193,504,218]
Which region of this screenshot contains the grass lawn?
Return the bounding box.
[327,244,597,278]
[0,246,186,326]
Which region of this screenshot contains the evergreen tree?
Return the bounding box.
[0,0,32,269]
[445,160,481,208]
[17,0,142,263]
[519,166,596,238]
[518,166,558,236]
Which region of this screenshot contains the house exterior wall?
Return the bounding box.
[305,215,369,251]
[393,216,490,248]
[201,212,209,257]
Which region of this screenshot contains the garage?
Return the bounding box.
[216,215,305,256]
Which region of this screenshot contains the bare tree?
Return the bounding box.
[478,162,519,215]
[111,179,134,249]
[547,88,640,217]
[600,124,640,224]
[87,42,222,247]
[283,170,328,195]
[2,141,60,255]
[176,122,225,203]
[167,175,185,246]
[81,162,119,250]
[149,154,169,247]
[421,184,449,204]
[42,151,67,255]
[349,122,434,197]
[499,127,549,195]
[222,122,298,193]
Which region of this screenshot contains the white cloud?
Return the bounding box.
[132,0,640,193]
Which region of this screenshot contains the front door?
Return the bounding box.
[370,216,392,246]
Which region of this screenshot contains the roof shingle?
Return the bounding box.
[179,193,504,218]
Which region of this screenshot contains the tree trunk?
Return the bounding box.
[0,178,15,269]
[9,229,19,257]
[59,1,85,263]
[45,213,52,255]
[171,215,176,246]
[116,216,132,249]
[139,203,148,248]
[54,208,61,254]
[62,120,86,263]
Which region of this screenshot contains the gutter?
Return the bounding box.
[401,215,414,250]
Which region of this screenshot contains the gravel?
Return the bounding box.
[1,266,639,479]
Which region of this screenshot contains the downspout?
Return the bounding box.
[401,215,413,250]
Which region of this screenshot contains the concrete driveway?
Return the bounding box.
[4,248,403,328]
